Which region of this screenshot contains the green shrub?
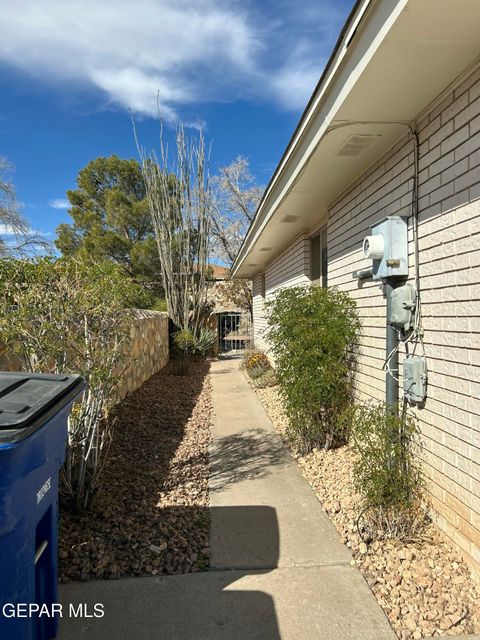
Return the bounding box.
[248,363,268,379]
[172,327,215,373]
[174,329,196,356]
[171,330,194,375]
[194,327,215,356]
[349,403,426,540]
[266,286,360,452]
[150,297,168,312]
[0,256,145,512]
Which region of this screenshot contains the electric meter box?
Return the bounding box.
[403,355,427,404]
[363,215,408,280]
[390,284,416,332]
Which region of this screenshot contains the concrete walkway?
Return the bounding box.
[59,357,396,640]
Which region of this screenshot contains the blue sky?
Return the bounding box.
[0,0,354,243]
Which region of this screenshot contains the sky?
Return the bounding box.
[0,0,355,244]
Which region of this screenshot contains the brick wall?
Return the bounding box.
[252,273,268,351]
[327,60,480,566]
[252,60,480,568]
[252,233,310,351]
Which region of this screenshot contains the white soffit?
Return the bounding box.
[233,0,480,278]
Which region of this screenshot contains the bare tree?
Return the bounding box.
[137,123,211,335]
[211,156,263,264]
[0,157,47,255]
[210,157,264,313]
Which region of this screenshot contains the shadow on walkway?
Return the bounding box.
[60,505,281,640]
[58,358,397,640]
[210,428,288,490]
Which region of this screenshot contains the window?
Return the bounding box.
[310,228,328,288]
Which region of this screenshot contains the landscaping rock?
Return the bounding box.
[59,359,212,582]
[254,383,480,639]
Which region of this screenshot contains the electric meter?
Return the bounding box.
[389,284,416,332]
[363,215,408,280]
[404,355,427,404]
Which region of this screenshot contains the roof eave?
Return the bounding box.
[231,0,373,276]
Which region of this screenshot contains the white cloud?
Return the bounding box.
[0,0,258,119]
[49,198,70,210]
[0,224,15,236]
[270,58,325,111]
[0,0,350,118]
[0,224,52,238]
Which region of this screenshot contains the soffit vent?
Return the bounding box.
[281,214,300,223]
[336,134,381,157]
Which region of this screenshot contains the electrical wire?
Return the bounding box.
[381,123,428,404]
[287,116,428,404]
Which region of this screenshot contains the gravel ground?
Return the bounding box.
[59,359,212,582]
[255,383,480,639]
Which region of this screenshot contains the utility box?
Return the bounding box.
[390,284,416,332]
[403,355,427,404]
[363,215,409,280]
[0,371,85,640]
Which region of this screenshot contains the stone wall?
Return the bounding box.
[0,309,169,404]
[114,310,169,402]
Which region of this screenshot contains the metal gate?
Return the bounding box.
[218,312,251,353]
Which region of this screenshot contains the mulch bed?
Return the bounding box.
[59,359,212,582]
[255,383,480,640]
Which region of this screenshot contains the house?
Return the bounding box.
[232,0,480,571]
[205,265,251,354]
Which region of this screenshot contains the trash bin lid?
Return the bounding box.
[0,372,85,444]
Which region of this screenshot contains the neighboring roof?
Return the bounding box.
[208,264,230,280]
[232,0,480,278]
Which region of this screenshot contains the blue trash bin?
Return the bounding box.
[0,372,85,640]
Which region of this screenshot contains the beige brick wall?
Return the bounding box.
[252,60,480,568]
[327,60,480,567]
[252,233,310,351]
[252,273,268,351]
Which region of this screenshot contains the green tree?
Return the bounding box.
[0,256,148,512]
[55,155,162,301]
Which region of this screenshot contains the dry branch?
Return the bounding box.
[136,122,211,334]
